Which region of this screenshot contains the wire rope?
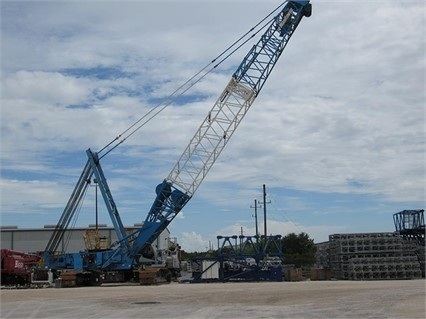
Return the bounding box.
[62,185,88,252]
[98,2,286,159]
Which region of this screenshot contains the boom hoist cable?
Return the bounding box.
[44,1,312,267]
[45,2,284,254]
[97,2,286,159]
[130,0,312,259]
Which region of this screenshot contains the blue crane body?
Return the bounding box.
[41,0,311,280]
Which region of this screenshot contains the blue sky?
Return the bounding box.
[1,0,424,252]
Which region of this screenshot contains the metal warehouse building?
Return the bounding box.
[0,224,171,254]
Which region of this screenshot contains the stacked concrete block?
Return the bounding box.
[329,232,422,280]
[415,245,425,277]
[347,256,421,280]
[314,241,330,268]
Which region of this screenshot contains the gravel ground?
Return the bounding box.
[1,279,425,319]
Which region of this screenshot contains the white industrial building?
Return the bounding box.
[1,224,171,254]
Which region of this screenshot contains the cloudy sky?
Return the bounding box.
[1,0,424,252]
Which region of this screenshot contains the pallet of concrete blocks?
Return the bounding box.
[284,268,303,282]
[310,268,332,281]
[415,246,425,277]
[348,256,421,280]
[329,232,423,280]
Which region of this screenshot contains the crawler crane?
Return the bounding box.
[39,0,312,286]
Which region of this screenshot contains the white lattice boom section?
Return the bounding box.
[167,78,256,195]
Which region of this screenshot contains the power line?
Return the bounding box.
[267,192,304,234]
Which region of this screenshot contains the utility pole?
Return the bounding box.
[250,199,261,243]
[260,184,271,237]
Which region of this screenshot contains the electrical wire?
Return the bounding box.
[268,193,304,234]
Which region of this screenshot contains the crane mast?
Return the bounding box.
[169,1,311,196]
[42,0,311,273]
[133,0,312,256]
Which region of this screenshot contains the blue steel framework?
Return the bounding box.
[43,1,312,275]
[191,235,283,282]
[393,209,425,245]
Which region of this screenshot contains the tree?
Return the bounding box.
[281,232,316,268]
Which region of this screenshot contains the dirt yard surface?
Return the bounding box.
[1,279,425,318]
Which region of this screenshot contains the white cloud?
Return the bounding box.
[180,231,210,253]
[1,0,424,251]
